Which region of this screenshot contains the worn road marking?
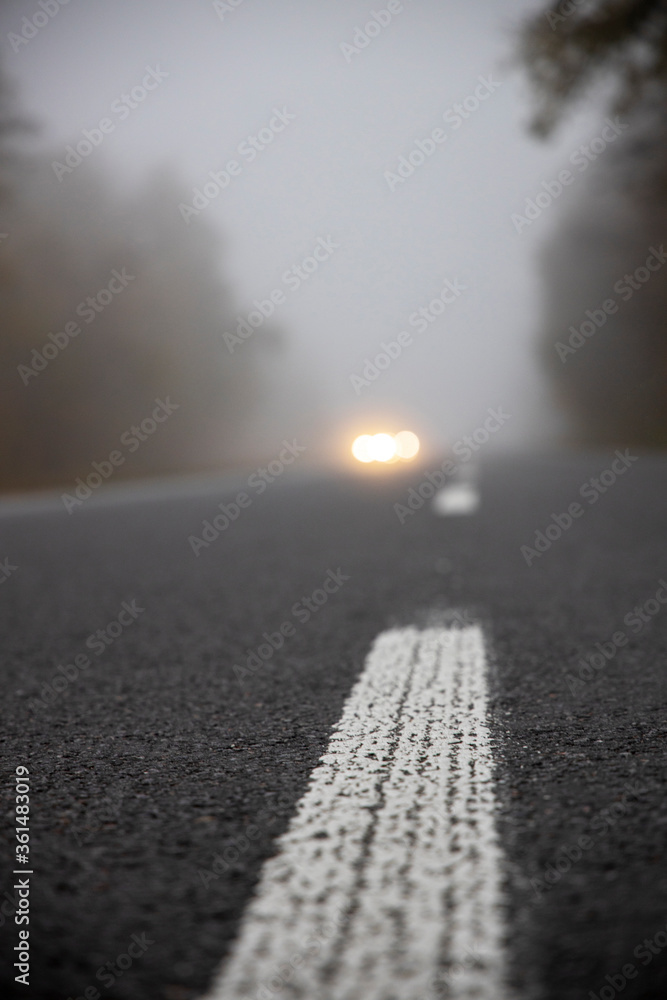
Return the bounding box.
[203,625,506,1000]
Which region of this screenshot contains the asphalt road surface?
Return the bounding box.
[1,452,666,1000]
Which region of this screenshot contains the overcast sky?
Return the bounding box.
[0,0,605,462]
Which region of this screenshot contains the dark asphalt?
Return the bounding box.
[0,452,666,1000]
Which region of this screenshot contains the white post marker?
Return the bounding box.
[432,483,480,516]
[432,463,480,516]
[203,625,507,1000]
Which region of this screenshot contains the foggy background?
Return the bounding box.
[1,0,665,492]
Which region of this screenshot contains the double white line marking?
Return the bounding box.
[204,625,506,999]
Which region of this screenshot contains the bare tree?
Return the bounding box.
[520,0,667,137]
[520,1,667,448]
[0,60,284,491]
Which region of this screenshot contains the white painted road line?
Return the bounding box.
[432,483,480,516]
[203,625,506,1000]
